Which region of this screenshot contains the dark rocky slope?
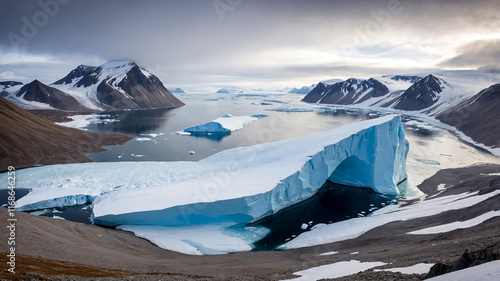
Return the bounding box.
[437,83,500,148]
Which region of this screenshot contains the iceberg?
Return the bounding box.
[181,114,260,135]
[5,115,408,230]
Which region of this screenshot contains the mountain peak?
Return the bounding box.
[392,74,447,111]
[99,60,137,70]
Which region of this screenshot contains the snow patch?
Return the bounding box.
[375,263,434,274]
[280,260,387,281]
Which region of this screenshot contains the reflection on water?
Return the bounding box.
[251,181,398,250]
[188,132,231,141]
[34,204,93,224]
[90,108,178,135]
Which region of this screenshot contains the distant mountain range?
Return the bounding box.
[1,61,184,111]
[288,84,316,95]
[302,69,500,150]
[302,70,500,114]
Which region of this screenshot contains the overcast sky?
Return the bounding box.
[1,0,500,89]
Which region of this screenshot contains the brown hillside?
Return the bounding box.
[0,97,132,171]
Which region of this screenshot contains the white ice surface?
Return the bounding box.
[408,210,500,235]
[426,260,500,281]
[280,260,387,281]
[279,190,500,250]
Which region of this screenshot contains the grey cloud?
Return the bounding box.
[1,0,500,87]
[438,39,500,68]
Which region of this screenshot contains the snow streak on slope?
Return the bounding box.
[408,210,500,235]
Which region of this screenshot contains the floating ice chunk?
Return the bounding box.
[301,223,308,230]
[182,114,263,135]
[135,137,152,142]
[188,151,196,155]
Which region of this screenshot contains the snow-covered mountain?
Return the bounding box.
[302,70,500,115]
[389,74,448,111]
[51,60,184,110]
[2,61,184,111]
[302,78,393,105]
[437,83,500,149]
[15,80,89,111]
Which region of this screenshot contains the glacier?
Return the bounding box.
[6,115,408,229]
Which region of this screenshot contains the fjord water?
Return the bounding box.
[251,181,399,250]
[86,93,377,162]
